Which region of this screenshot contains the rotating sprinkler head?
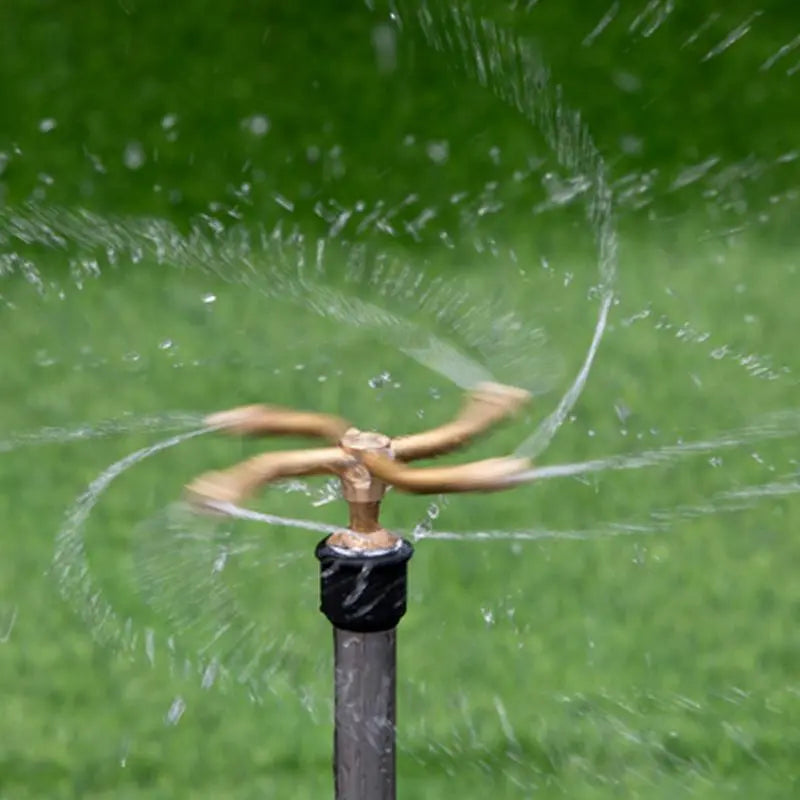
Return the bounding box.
[184,381,532,552]
[184,381,532,800]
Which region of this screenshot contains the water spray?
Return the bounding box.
[185,382,531,799]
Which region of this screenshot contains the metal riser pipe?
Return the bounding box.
[333,628,397,800]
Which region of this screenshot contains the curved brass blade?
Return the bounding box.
[204,404,351,443]
[391,382,530,461]
[185,447,353,509]
[359,450,532,494]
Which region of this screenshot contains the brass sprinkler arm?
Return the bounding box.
[390,383,530,461]
[205,405,350,443]
[185,382,532,551]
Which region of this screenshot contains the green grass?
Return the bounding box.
[1,220,799,798]
[2,0,800,796]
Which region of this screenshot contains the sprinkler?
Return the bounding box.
[185,382,532,800]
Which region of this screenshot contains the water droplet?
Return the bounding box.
[34,349,56,367]
[165,696,186,725]
[541,172,591,206]
[38,118,57,133]
[244,114,270,136]
[371,23,397,73]
[119,738,130,768]
[161,113,178,130]
[202,293,217,304]
[614,402,631,423]
[273,193,294,212]
[368,371,391,389]
[481,607,495,625]
[158,339,174,351]
[144,628,155,666]
[212,551,227,573]
[312,479,341,507]
[711,345,729,360]
[201,660,219,690]
[613,70,642,93]
[123,141,146,170]
[620,135,644,155]
[426,140,450,165]
[413,519,432,538]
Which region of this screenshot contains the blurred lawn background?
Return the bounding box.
[1,1,799,798]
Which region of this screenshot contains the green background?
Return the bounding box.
[1,1,799,798]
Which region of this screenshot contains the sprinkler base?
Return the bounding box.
[315,538,414,634]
